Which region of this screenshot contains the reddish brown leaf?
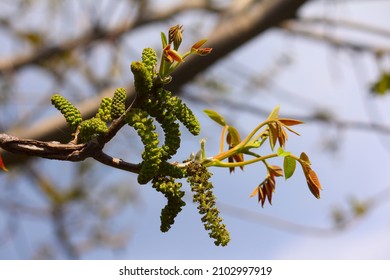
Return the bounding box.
[307,169,322,199]
[268,123,278,150]
[269,165,283,177]
[300,152,311,165]
[278,126,288,148]
[265,179,275,205]
[0,153,8,172]
[278,118,304,126]
[191,39,208,51]
[228,156,234,173]
[283,124,301,136]
[235,154,244,171]
[250,186,259,198]
[227,126,241,146]
[250,185,265,206]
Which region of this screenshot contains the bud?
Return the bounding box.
[191,39,208,51]
[191,39,212,56]
[169,24,183,50]
[195,47,213,56]
[163,45,183,63]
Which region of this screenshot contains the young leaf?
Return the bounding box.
[306,168,322,199]
[267,105,280,121]
[269,165,283,177]
[249,185,260,198]
[277,147,291,157]
[283,156,296,179]
[250,185,265,206]
[203,109,227,126]
[227,126,241,146]
[161,32,168,48]
[267,123,278,151]
[0,153,8,172]
[279,118,304,126]
[300,152,311,165]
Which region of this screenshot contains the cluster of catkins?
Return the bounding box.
[50,47,230,246]
[51,87,126,142]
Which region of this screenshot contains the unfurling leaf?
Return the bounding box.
[227,126,241,146]
[249,185,267,207]
[161,31,168,48]
[203,109,227,126]
[306,168,322,199]
[269,165,283,177]
[267,105,280,121]
[277,147,291,157]
[299,152,311,165]
[0,153,8,172]
[250,185,263,203]
[282,124,301,136]
[283,156,296,179]
[226,127,244,173]
[264,178,275,204]
[267,123,278,151]
[278,118,304,126]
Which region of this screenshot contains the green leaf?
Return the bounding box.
[277,147,291,157]
[227,126,241,146]
[267,105,280,121]
[161,32,168,48]
[203,109,227,126]
[284,156,296,179]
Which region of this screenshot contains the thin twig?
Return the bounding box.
[281,20,390,54]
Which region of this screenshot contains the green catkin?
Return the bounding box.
[130,61,153,95]
[159,161,184,179]
[126,108,162,184]
[157,89,200,136]
[186,162,231,246]
[141,48,158,76]
[96,97,112,123]
[170,95,200,136]
[78,117,108,143]
[142,93,181,161]
[111,87,126,119]
[152,177,185,232]
[51,94,82,131]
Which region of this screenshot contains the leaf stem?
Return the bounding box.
[219,125,228,154]
[204,153,278,168]
[212,120,269,161]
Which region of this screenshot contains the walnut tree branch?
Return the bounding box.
[0,133,140,173]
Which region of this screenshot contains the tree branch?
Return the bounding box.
[281,19,390,54]
[0,133,140,173]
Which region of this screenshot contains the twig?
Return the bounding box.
[299,16,390,39]
[281,20,390,54]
